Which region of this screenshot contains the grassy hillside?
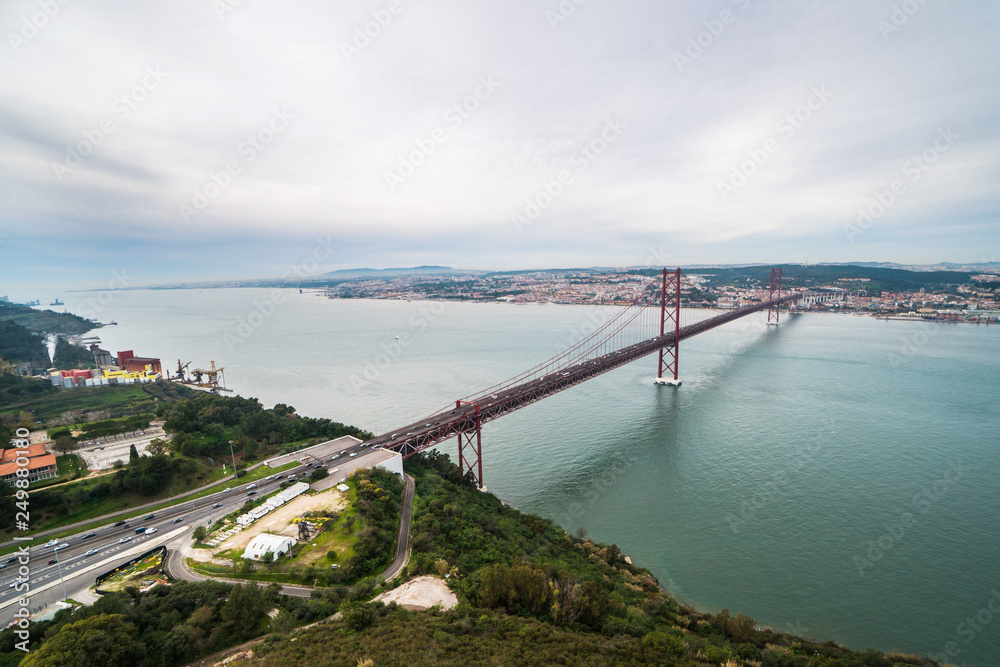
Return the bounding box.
[248,453,938,667]
[0,379,195,422]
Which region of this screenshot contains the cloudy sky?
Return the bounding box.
[1,0,998,293]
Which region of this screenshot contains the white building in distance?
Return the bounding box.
[242,533,295,561]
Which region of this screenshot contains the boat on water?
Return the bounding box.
[50,298,64,306]
[108,321,118,325]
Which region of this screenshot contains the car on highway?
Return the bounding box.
[135,527,147,534]
[173,518,183,523]
[82,532,96,539]
[144,514,155,520]
[44,539,58,548]
[213,503,222,508]
[288,475,296,481]
[223,488,232,492]
[113,520,126,527]
[119,536,131,543]
[246,483,257,489]
[146,528,157,535]
[47,559,57,565]
[275,474,284,479]
[84,549,99,557]
[349,452,357,457]
[265,475,274,480]
[3,557,16,565]
[247,491,256,496]
[54,543,69,551]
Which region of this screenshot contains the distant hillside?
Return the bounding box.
[631,264,974,294]
[315,265,481,280]
[0,320,49,368]
[0,302,96,335]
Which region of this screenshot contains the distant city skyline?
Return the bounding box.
[1,1,998,294]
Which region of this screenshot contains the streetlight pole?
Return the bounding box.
[53,548,69,602]
[228,440,238,481]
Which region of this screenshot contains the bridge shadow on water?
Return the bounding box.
[506,312,798,531]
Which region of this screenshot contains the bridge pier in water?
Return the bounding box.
[654,267,683,386]
[767,267,783,326]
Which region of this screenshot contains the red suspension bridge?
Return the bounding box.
[370,267,802,488]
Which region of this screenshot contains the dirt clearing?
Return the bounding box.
[373,575,458,611]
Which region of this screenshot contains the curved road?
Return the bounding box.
[379,474,415,582]
[164,472,415,592]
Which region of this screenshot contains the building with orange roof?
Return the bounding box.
[0,444,57,485]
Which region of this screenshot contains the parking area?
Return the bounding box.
[76,429,169,471]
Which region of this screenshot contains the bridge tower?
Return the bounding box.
[654,268,682,386]
[456,400,485,490]
[767,267,783,326]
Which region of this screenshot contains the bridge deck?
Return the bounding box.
[369,292,802,459]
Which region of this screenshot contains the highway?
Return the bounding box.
[0,436,381,625]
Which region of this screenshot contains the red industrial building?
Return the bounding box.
[117,350,162,374]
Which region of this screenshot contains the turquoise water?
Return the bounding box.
[62,288,1000,665]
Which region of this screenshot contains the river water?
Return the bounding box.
[59,288,1000,665]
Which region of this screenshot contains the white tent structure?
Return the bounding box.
[242,533,295,561]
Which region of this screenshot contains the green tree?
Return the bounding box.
[220,583,269,639]
[20,614,145,667]
[147,438,167,456]
[54,435,76,456]
[192,526,207,540]
[128,444,139,461]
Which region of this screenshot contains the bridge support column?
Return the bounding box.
[655,268,682,386]
[456,400,485,490]
[767,267,783,326]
